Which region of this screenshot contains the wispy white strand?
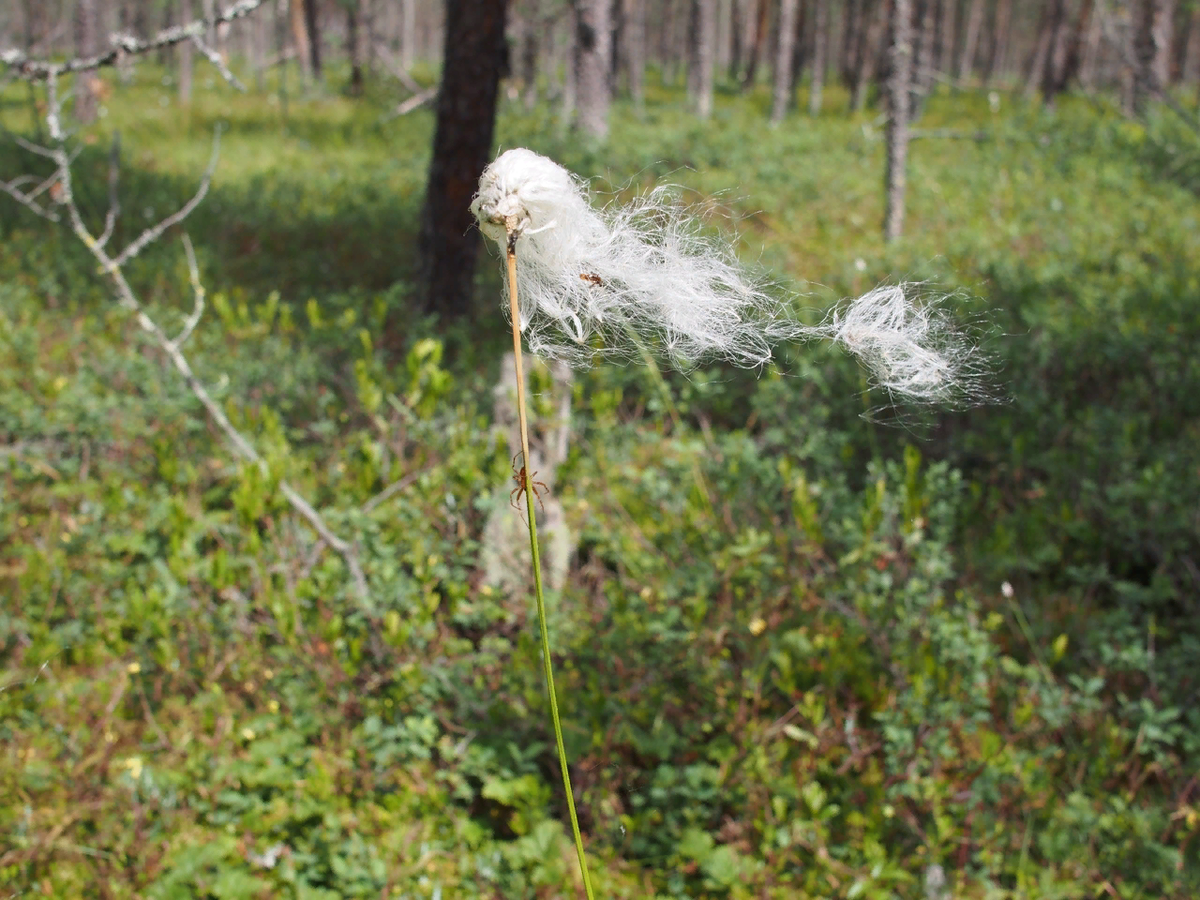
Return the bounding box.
[471,148,987,404]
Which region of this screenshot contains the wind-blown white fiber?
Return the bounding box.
[471,147,986,404]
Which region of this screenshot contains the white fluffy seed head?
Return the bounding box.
[471,148,989,404]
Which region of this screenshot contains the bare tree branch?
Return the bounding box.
[1,0,269,80]
[189,34,247,92]
[97,133,121,249]
[384,87,437,121]
[113,129,221,269]
[0,0,370,602]
[0,172,60,221]
[175,234,206,348]
[52,148,369,599]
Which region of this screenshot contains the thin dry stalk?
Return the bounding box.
[504,218,596,900]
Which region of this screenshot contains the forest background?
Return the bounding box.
[2,0,1200,897]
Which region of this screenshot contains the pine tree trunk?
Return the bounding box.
[841,0,862,89]
[347,0,363,95]
[1133,0,1174,114]
[401,0,416,69]
[252,0,267,91]
[74,0,99,121]
[117,0,136,84]
[1044,0,1094,104]
[1038,0,1069,103]
[291,0,312,81]
[935,0,954,76]
[303,0,322,79]
[789,0,809,97]
[626,0,646,108]
[699,0,717,117]
[771,0,800,122]
[910,0,935,119]
[884,0,912,242]
[520,3,541,110]
[576,0,613,138]
[985,0,1013,85]
[956,0,983,85]
[808,0,827,115]
[416,0,509,321]
[741,0,771,89]
[178,0,194,105]
[851,0,884,112]
[1023,4,1053,98]
[1182,8,1200,88]
[1078,4,1103,92]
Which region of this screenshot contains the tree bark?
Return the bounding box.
[291,0,312,80]
[250,0,267,90]
[851,0,884,111]
[691,0,717,118]
[347,0,364,95]
[1078,2,1103,91]
[789,0,809,97]
[841,0,863,89]
[771,0,801,122]
[416,0,509,321]
[178,0,194,105]
[808,0,827,114]
[1022,3,1053,98]
[1182,7,1200,87]
[1133,0,1175,114]
[400,0,415,68]
[1043,0,1094,105]
[303,0,322,79]
[518,2,542,110]
[73,0,100,122]
[935,0,954,76]
[984,0,1013,84]
[626,0,646,108]
[956,0,983,85]
[910,0,935,119]
[884,0,912,242]
[575,0,613,138]
[741,0,771,89]
[1038,0,1070,102]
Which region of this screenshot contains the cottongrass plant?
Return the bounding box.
[471,147,990,895]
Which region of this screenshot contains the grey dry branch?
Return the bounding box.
[0,0,268,81]
[1,0,369,602]
[36,129,367,600]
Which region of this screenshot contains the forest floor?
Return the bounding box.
[2,65,1199,898]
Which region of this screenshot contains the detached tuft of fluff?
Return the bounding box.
[471,148,988,403]
[810,285,989,406]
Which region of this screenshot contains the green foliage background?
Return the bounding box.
[2,64,1199,898]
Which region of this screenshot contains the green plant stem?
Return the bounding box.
[505,227,596,900]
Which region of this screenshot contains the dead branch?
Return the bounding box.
[0,0,268,81]
[385,87,438,121]
[0,3,371,603]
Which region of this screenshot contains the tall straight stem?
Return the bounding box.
[505,227,596,900]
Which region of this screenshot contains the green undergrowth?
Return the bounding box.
[1,63,1198,897]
